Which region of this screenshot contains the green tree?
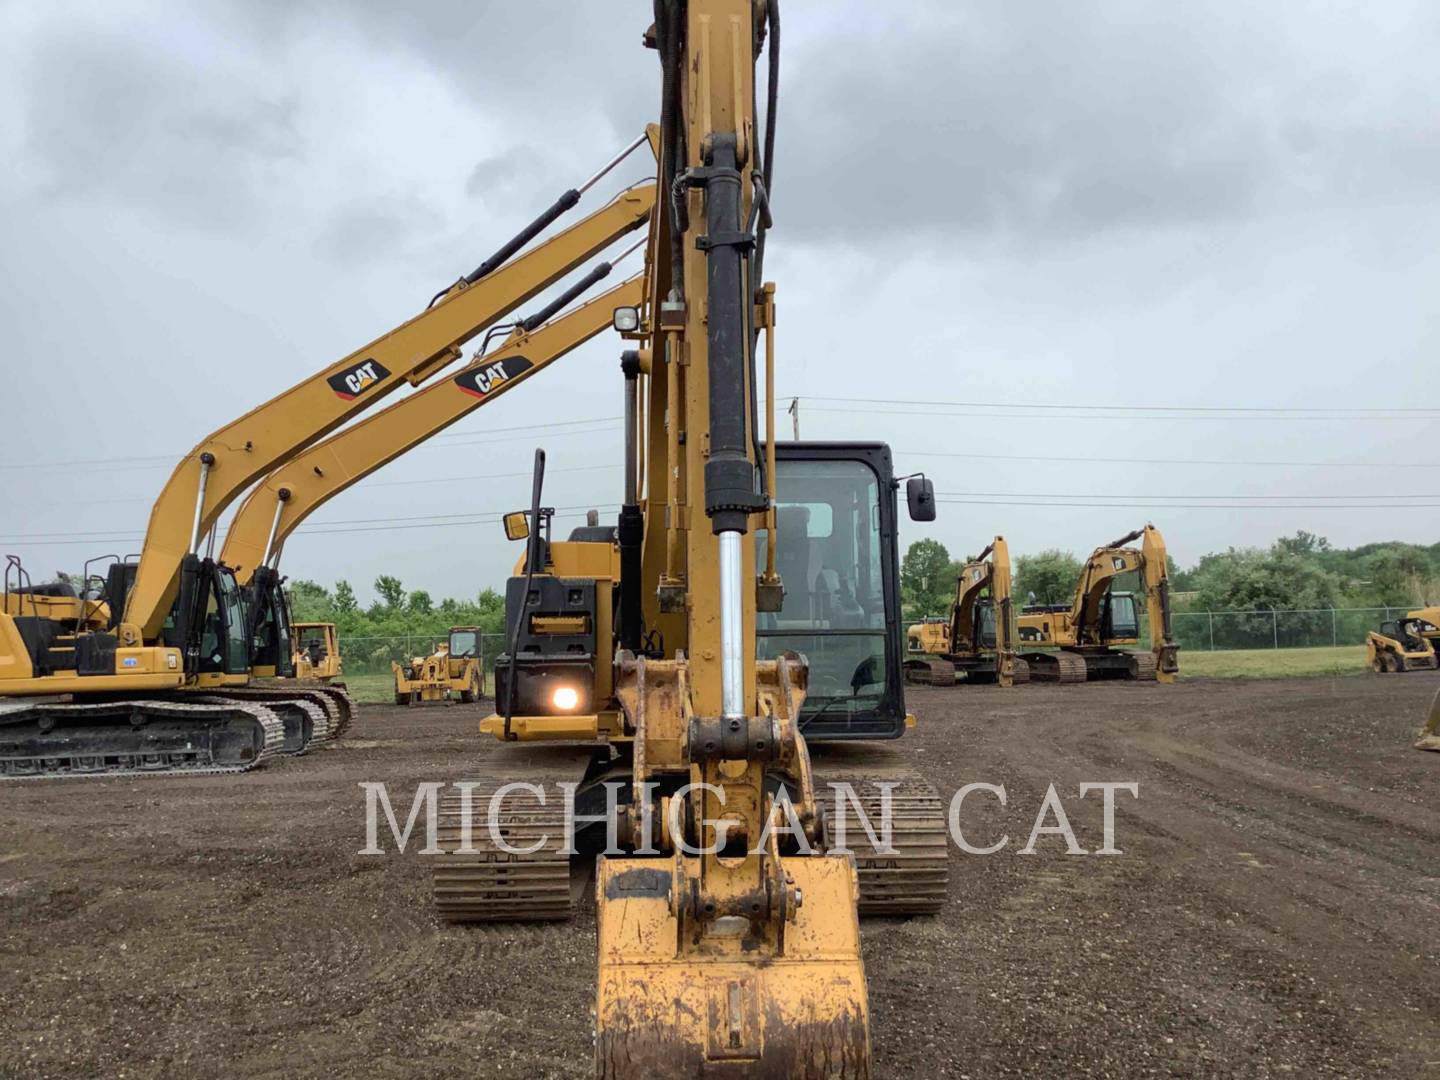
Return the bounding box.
[1015,549,1081,606]
[900,539,954,623]
[333,580,358,614]
[407,589,434,615]
[287,579,332,622]
[373,575,406,612]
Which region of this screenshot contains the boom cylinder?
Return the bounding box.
[619,351,644,652]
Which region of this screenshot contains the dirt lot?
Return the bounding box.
[2,674,1437,1078]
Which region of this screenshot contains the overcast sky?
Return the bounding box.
[1,0,1437,606]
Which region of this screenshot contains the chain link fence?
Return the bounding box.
[1169,608,1410,652]
[338,610,1405,669]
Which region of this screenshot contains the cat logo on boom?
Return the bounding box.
[453,356,535,400]
[327,359,391,401]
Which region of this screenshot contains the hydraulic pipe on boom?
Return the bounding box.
[222,273,648,580]
[120,179,656,644]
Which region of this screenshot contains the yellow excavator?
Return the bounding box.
[0,139,656,777]
[425,4,946,1072]
[291,622,342,682]
[1366,608,1440,673]
[1017,525,1180,683]
[392,627,484,705]
[905,535,1027,686]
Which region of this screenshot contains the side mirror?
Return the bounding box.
[503,511,530,542]
[906,476,936,522]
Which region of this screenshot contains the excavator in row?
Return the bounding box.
[904,536,1027,686]
[1018,525,1180,683]
[0,134,658,776]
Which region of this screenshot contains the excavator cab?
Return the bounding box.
[243,569,295,679]
[159,558,251,681]
[1101,591,1141,643]
[757,443,912,739]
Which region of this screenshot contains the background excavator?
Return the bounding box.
[0,144,655,778]
[1017,524,1180,683]
[1366,607,1440,673]
[904,535,1027,687]
[420,3,947,1073]
[391,627,483,705]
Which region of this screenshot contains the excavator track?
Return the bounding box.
[232,684,356,743]
[1126,651,1159,681]
[0,698,285,779]
[1022,651,1089,684]
[817,768,949,915]
[432,770,575,923]
[194,694,323,754]
[1012,657,1031,684]
[904,658,956,687]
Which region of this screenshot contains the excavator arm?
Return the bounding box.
[119,181,656,643]
[1069,524,1178,681]
[221,274,647,580]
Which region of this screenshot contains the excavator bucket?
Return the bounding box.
[594,856,871,1078]
[1416,686,1440,752]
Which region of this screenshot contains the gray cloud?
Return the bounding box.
[19,21,299,225]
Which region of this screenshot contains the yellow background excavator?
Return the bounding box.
[391,627,484,705]
[1366,607,1440,673]
[905,535,1027,686]
[0,133,655,777]
[1017,524,1180,683]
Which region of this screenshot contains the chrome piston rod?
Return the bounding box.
[719,530,745,720]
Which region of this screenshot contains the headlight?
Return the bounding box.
[552,686,580,711]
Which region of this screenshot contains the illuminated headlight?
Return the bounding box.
[551,686,580,711]
[612,305,640,332]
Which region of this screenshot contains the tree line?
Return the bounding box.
[284,576,507,641]
[900,531,1440,624]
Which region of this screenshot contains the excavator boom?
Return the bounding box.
[122,183,655,642]
[222,274,647,579]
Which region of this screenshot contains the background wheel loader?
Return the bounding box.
[1017,524,1180,683]
[392,627,484,705]
[291,622,343,682]
[905,536,1028,687]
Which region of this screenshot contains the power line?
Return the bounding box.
[936,497,1440,510]
[801,394,1440,417]
[1,505,623,548]
[938,495,1434,504]
[806,405,1439,423]
[0,416,623,472]
[899,448,1440,470]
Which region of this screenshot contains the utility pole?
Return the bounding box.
[788,397,799,440]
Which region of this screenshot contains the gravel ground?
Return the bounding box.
[2,673,1437,1078]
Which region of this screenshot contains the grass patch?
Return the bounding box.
[1178,645,1368,680]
